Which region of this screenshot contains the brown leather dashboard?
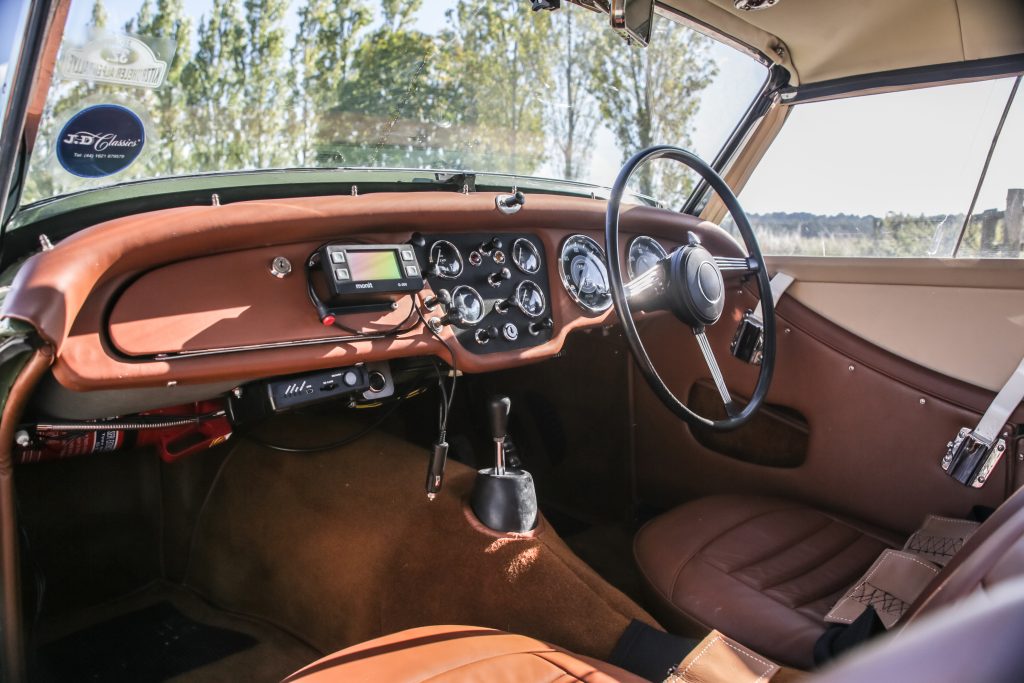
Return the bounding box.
[2,192,743,391]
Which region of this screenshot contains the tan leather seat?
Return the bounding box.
[284,625,648,683]
[633,495,901,669]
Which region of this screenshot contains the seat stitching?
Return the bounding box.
[680,634,776,682]
[667,504,807,603]
[719,516,835,577]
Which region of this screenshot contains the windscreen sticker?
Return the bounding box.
[56,104,145,178]
[58,31,176,89]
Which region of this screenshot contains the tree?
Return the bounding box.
[237,0,291,168]
[326,0,446,167]
[127,0,193,176]
[546,5,602,180]
[443,0,552,175]
[181,0,248,169]
[591,16,717,203]
[288,0,371,165]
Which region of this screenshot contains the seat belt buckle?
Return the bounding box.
[730,310,764,365]
[942,427,1007,488]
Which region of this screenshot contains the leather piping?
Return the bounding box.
[0,348,54,683]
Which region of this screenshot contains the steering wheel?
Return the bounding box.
[605,146,775,431]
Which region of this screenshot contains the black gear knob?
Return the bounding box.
[488,395,511,442]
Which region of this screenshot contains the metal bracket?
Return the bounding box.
[943,427,1007,488]
[730,310,765,365]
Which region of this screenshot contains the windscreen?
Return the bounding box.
[22,0,766,208]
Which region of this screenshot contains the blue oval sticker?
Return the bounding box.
[57,104,145,178]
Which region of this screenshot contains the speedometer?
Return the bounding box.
[559,235,612,314]
[627,236,668,279]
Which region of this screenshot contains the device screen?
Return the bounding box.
[346,250,401,280]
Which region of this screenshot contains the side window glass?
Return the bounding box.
[956,83,1022,258]
[731,78,1019,258]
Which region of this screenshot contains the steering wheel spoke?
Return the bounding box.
[694,327,736,416]
[624,261,667,304]
[714,255,760,275]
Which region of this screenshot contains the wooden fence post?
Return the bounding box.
[1007,188,1023,255]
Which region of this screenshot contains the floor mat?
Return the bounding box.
[38,602,257,683]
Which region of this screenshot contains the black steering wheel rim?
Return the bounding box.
[605,145,775,431]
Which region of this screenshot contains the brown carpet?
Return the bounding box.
[184,411,659,662]
[36,582,318,683]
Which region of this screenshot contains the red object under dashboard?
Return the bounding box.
[14,400,232,464]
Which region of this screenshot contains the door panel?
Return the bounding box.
[632,260,1023,534]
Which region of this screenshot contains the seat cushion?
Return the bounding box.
[284,625,648,683]
[634,495,900,669]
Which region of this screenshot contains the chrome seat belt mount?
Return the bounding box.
[942,427,1006,488]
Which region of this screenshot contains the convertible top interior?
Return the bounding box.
[0,0,1023,682]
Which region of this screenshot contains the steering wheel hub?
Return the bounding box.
[665,245,725,327]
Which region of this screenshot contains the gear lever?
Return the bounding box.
[489,395,511,475]
[470,394,538,533]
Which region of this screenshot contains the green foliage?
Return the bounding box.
[590,17,717,204]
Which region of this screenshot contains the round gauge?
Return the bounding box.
[429,240,463,279]
[511,238,541,274]
[450,285,485,325]
[514,280,546,318]
[627,236,668,279]
[559,235,612,314]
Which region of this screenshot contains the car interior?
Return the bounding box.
[0,0,1023,682]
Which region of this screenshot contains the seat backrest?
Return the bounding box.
[904,482,1024,622]
[813,575,1024,683]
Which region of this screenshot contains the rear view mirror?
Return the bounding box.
[610,0,654,46]
[551,1,654,47]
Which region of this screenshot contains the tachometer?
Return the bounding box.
[514,280,546,318]
[559,235,611,314]
[511,238,541,275]
[429,240,463,279]
[627,236,668,279]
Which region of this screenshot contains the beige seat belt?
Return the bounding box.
[730,272,795,365]
[942,356,1024,487]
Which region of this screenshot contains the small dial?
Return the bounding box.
[559,235,612,314]
[512,238,541,274]
[627,236,668,279]
[450,285,485,325]
[429,240,463,279]
[514,280,546,318]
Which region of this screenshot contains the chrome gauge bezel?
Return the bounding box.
[513,280,546,318]
[626,235,669,279]
[511,238,542,275]
[428,239,464,280]
[559,234,612,314]
[450,285,485,325]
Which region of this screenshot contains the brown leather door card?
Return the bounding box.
[825,549,940,629]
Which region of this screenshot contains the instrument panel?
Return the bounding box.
[415,233,554,355]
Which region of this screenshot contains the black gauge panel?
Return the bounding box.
[559,235,612,314]
[416,234,553,355]
[627,235,668,279]
[511,238,541,274]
